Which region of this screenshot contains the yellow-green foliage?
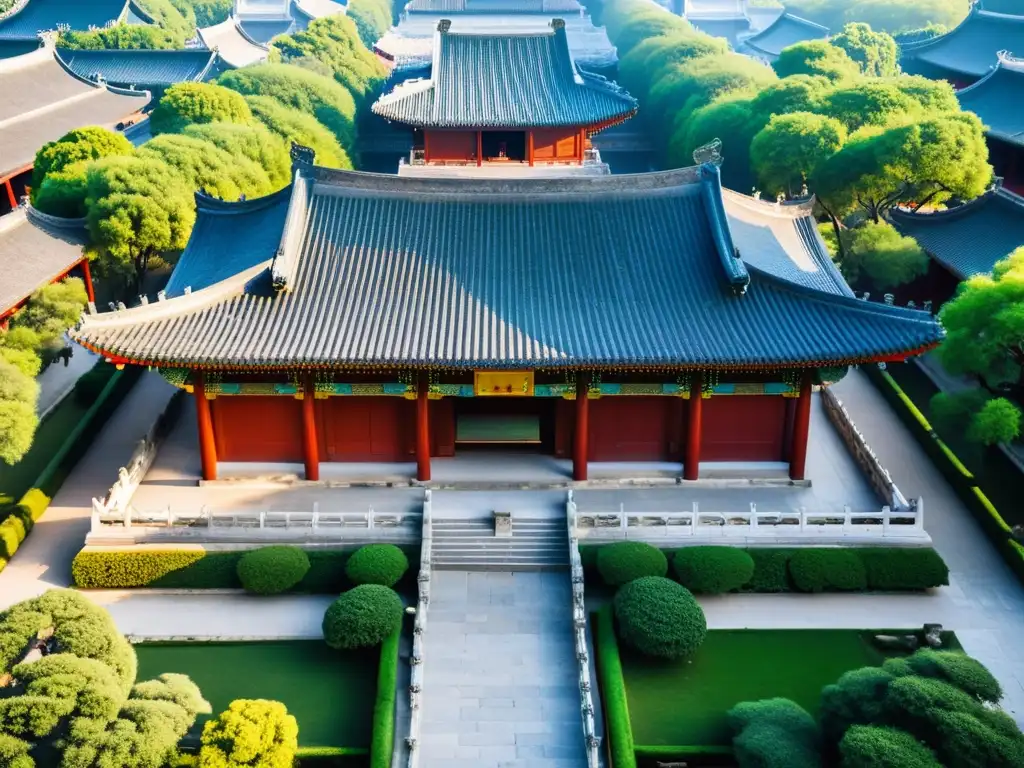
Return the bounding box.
[199,699,298,768]
[72,549,206,588]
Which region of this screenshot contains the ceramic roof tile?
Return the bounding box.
[891,187,1024,279]
[901,8,1024,80]
[0,37,40,58]
[742,12,828,59]
[0,207,86,314]
[56,48,219,88]
[72,164,942,369]
[372,23,635,128]
[957,52,1024,146]
[0,0,127,38]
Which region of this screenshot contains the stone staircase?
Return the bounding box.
[430,517,569,570]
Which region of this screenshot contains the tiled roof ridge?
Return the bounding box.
[900,5,1024,56]
[270,169,309,290]
[0,36,51,73]
[233,16,274,49]
[746,10,828,43]
[53,46,220,87]
[25,203,87,231]
[699,164,749,291]
[721,187,816,220]
[888,186,1017,223]
[194,182,295,215]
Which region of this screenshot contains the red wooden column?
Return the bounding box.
[193,372,218,482]
[789,372,814,481]
[416,372,431,482]
[573,373,590,482]
[527,131,535,167]
[3,179,15,209]
[476,132,483,167]
[79,258,96,303]
[302,376,320,481]
[684,372,703,481]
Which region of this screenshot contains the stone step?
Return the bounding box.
[431,530,566,540]
[432,561,569,571]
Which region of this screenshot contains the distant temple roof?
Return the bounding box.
[405,0,582,13]
[900,6,1024,81]
[0,0,128,39]
[684,0,746,20]
[0,35,40,58]
[56,47,221,88]
[741,12,828,60]
[957,52,1024,146]
[71,160,941,371]
[0,43,149,177]
[0,206,86,315]
[979,0,1019,14]
[891,186,1024,280]
[372,22,636,128]
[197,17,272,68]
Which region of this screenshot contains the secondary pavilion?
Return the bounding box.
[957,52,1024,193]
[372,21,637,174]
[72,150,943,484]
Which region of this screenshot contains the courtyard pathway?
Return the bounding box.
[418,571,587,768]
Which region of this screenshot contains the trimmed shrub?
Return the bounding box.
[745,548,793,592]
[323,585,403,650]
[902,649,1003,704]
[860,548,948,591]
[345,544,409,588]
[301,550,350,593]
[613,576,706,659]
[199,699,298,768]
[819,667,895,745]
[673,546,755,594]
[595,606,636,768]
[729,698,822,768]
[839,725,942,767]
[596,542,668,587]
[236,546,311,595]
[789,549,867,593]
[73,549,207,588]
[370,631,400,768]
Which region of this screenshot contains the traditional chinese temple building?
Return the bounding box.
[71,151,943,484]
[957,51,1024,192]
[739,11,828,62]
[56,47,223,92]
[900,3,1024,88]
[891,183,1024,305]
[682,0,750,47]
[374,0,617,72]
[372,21,636,174]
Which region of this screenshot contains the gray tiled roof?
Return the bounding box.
[979,0,1022,15]
[71,163,941,370]
[405,0,582,13]
[0,206,86,314]
[0,37,40,58]
[197,18,270,68]
[742,12,828,59]
[372,23,636,128]
[688,17,750,46]
[56,48,219,88]
[0,0,127,38]
[891,187,1024,280]
[239,18,295,43]
[0,47,149,177]
[900,7,1024,79]
[957,52,1024,146]
[684,0,746,20]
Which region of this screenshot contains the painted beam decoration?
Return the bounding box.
[473,370,535,396]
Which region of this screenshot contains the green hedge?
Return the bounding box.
[859,547,949,591]
[596,541,668,587]
[72,546,418,591]
[346,543,409,588]
[322,585,404,650]
[594,606,636,768]
[673,546,755,594]
[865,366,1024,584]
[1,366,139,574]
[789,548,867,592]
[237,545,311,594]
[370,630,399,768]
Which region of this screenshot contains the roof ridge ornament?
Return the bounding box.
[290,142,315,168]
[437,18,451,33]
[693,138,723,167]
[551,17,565,30]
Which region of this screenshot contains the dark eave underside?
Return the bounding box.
[901,10,1024,79]
[0,0,127,37]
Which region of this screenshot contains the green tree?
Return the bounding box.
[189,0,232,26]
[773,40,861,82]
[139,134,273,201]
[83,156,196,287]
[9,279,89,345]
[839,725,942,767]
[750,111,846,197]
[783,0,968,35]
[32,128,135,198]
[199,700,298,768]
[345,0,392,49]
[150,82,253,136]
[750,74,832,121]
[603,2,691,56]
[678,91,759,188]
[617,31,728,101]
[931,390,1021,447]
[838,221,929,290]
[819,667,895,746]
[244,94,352,169]
[938,248,1024,391]
[729,698,823,768]
[819,80,930,133]
[969,397,1022,446]
[0,357,39,465]
[814,113,991,225]
[183,122,292,190]
[831,23,899,77]
[33,164,91,219]
[219,64,358,152]
[58,24,182,50]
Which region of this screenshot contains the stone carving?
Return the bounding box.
[923,623,943,648]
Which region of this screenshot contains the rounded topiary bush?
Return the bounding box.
[322,584,403,650]
[673,546,755,594]
[345,543,409,587]
[613,576,706,659]
[789,548,867,593]
[596,542,668,587]
[236,546,310,595]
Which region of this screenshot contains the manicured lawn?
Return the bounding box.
[622,629,956,748]
[0,394,89,507]
[886,362,1024,527]
[135,640,378,748]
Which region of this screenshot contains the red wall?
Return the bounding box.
[589,397,684,461]
[425,131,476,162]
[319,397,412,462]
[533,128,580,161]
[431,398,455,457]
[701,395,787,462]
[212,396,304,462]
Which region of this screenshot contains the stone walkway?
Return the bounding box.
[419,571,586,768]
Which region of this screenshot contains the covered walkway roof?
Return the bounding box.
[0,206,86,316]
[0,0,128,39]
[740,11,828,61]
[957,51,1024,147]
[900,6,1024,81]
[55,47,221,89]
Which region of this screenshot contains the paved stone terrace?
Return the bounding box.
[419,571,587,768]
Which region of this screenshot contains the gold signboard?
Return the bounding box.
[474,371,534,396]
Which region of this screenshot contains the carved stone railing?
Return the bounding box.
[406,489,432,768]
[821,385,912,511]
[572,501,927,543]
[567,490,601,768]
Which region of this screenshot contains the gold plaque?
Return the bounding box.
[474,371,534,396]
